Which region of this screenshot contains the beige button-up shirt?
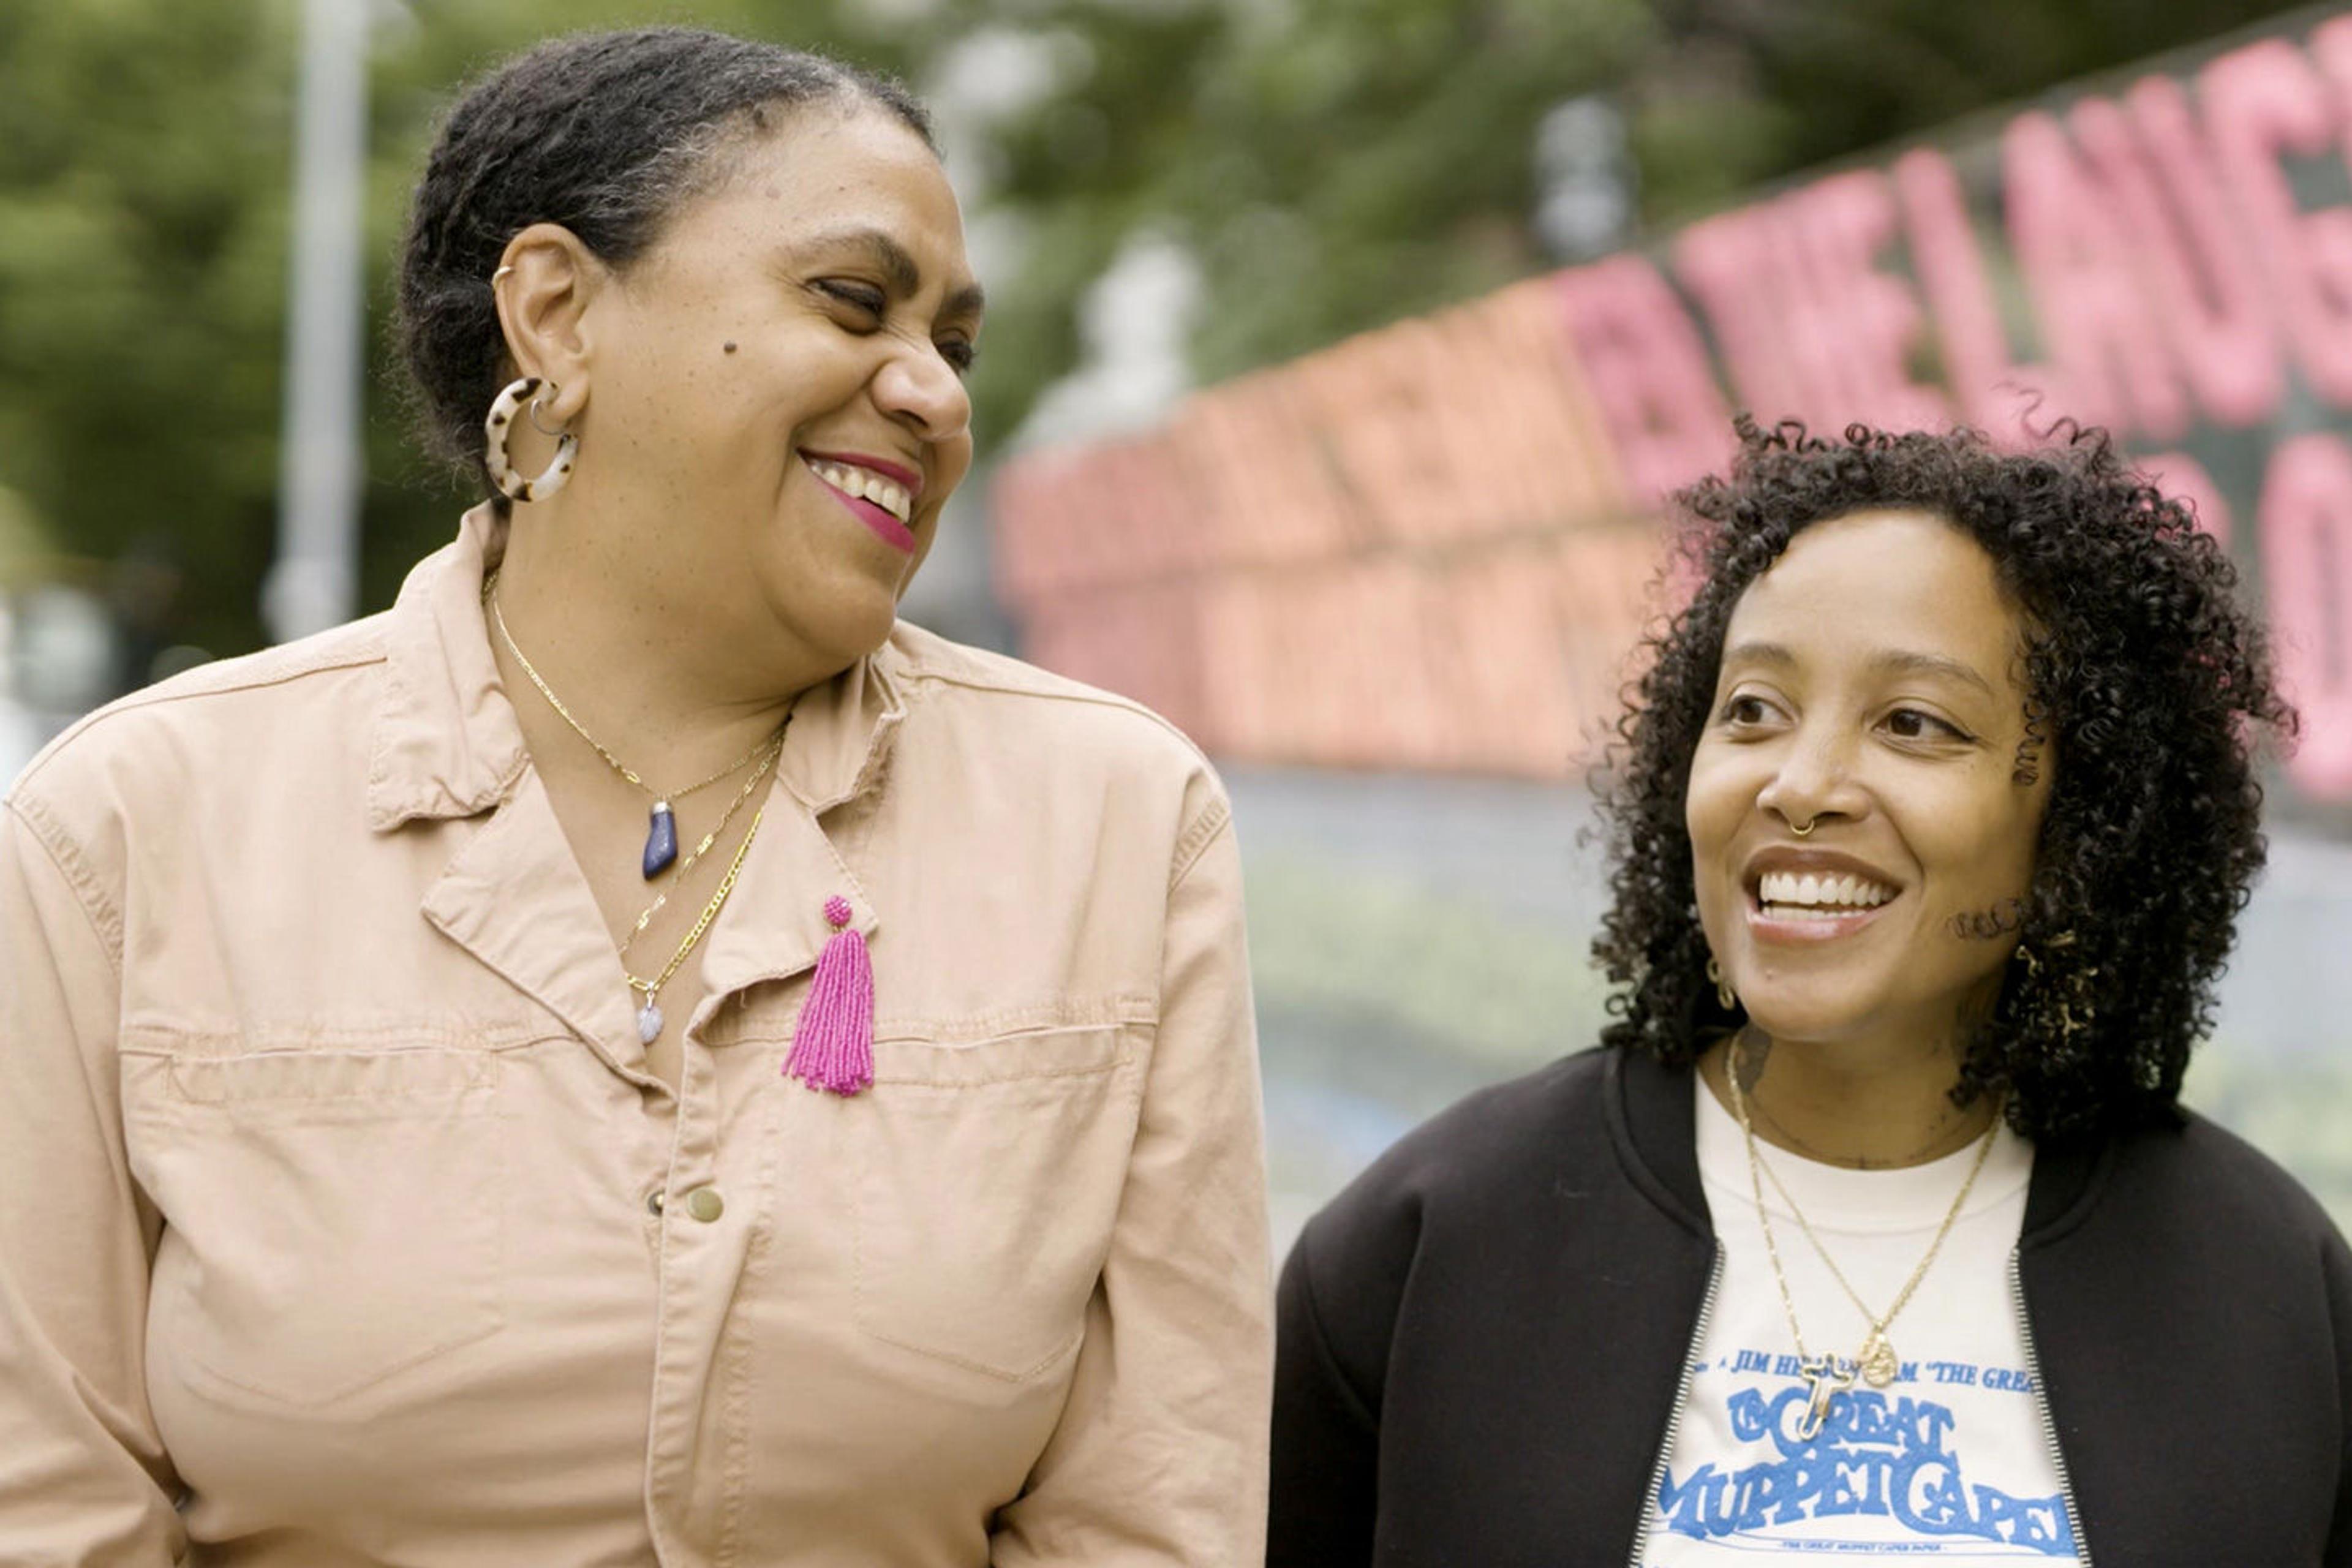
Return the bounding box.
[0,512,1270,1566]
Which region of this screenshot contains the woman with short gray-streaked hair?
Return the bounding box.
[0,28,1268,1564]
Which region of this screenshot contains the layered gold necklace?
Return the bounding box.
[622,802,766,1046]
[1724,1058,2001,1441]
[487,576,782,880]
[484,574,785,1044]
[615,744,780,1044]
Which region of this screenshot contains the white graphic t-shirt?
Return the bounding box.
[1637,1085,2084,1564]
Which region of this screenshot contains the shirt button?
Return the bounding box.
[646,1189,666,1216]
[685,1186,725,1224]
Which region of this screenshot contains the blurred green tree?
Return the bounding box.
[0,0,296,658]
[0,0,2313,662]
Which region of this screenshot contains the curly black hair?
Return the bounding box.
[1593,417,2295,1142]
[394,27,932,502]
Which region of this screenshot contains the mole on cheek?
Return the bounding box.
[723,341,738,354]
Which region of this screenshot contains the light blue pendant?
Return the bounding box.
[643,801,679,880]
[637,1000,665,1044]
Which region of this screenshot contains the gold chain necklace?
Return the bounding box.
[1724,1059,2001,1441]
[617,736,780,963]
[484,575,783,880]
[626,802,766,1046]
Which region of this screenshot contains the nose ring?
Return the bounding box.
[1790,816,1817,837]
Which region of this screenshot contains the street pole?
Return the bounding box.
[264,0,368,644]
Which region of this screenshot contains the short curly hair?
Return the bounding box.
[394,27,932,503]
[1593,417,2294,1142]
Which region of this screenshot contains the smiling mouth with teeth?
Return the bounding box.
[805,457,914,524]
[1756,870,1899,919]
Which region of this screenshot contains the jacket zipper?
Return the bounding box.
[2008,1250,2092,1565]
[1624,1245,1724,1567]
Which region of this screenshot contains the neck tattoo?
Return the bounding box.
[1728,1029,1977,1170]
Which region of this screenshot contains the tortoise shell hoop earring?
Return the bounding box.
[484,375,578,503]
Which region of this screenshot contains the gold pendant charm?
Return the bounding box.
[1858,1328,1900,1388]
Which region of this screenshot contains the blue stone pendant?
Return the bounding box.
[643,801,679,880]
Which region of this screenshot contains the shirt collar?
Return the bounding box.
[368,505,908,832]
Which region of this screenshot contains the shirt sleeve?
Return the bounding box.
[1267,1219,1382,1567]
[2327,1221,2352,1567]
[0,797,186,1561]
[990,802,1272,1566]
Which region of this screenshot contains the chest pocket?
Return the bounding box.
[124,1043,508,1409]
[845,1019,1146,1382]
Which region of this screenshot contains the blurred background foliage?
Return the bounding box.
[0,0,2315,659]
[6,0,2349,1242]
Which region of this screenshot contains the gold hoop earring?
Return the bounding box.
[484,375,578,503]
[1706,956,1737,1011]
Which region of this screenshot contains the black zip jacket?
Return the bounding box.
[1270,1046,2352,1566]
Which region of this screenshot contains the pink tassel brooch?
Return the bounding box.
[786,896,874,1096]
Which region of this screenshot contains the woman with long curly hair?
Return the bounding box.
[1269,418,2351,1566]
